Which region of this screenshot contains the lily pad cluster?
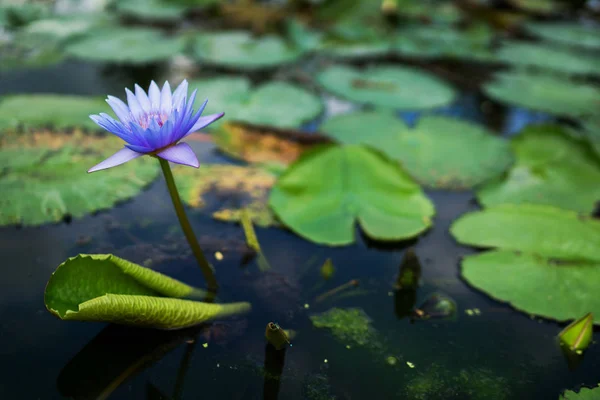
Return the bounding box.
[451,204,600,323]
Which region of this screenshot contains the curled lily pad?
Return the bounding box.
[45,254,251,329]
[212,122,330,165]
[559,313,593,353]
[317,64,456,110]
[483,70,600,118]
[174,163,277,227]
[0,95,106,131]
[476,124,600,213]
[526,22,600,51]
[65,27,185,64]
[269,145,435,245]
[496,41,600,76]
[192,31,304,70]
[0,131,159,226]
[451,204,600,323]
[189,77,323,129]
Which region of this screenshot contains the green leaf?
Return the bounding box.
[192,31,304,70]
[0,94,106,131]
[269,145,434,245]
[526,22,600,51]
[317,64,456,110]
[389,116,513,190]
[476,124,600,213]
[0,131,159,226]
[461,250,600,323]
[582,118,600,159]
[189,77,322,129]
[483,70,600,118]
[45,254,251,329]
[452,205,600,323]
[451,204,600,262]
[561,387,600,400]
[496,41,600,76]
[508,0,565,14]
[559,313,593,352]
[174,163,277,227]
[114,0,191,21]
[322,113,512,190]
[65,27,185,64]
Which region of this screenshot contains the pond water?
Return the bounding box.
[1,54,599,400]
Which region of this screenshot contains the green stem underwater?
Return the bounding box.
[159,158,219,292]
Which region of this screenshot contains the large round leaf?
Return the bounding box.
[477,124,600,213]
[0,131,159,226]
[483,70,600,118]
[461,250,600,323]
[189,76,323,128]
[65,27,185,64]
[496,41,600,76]
[269,144,435,245]
[45,254,251,329]
[0,95,106,131]
[192,31,304,70]
[320,110,406,146]
[317,64,456,110]
[452,204,600,323]
[526,22,600,51]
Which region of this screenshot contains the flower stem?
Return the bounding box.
[159,158,218,292]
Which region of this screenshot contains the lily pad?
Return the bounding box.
[561,387,600,400]
[65,27,185,64]
[0,131,159,226]
[174,163,277,227]
[451,204,600,323]
[496,41,600,76]
[320,110,406,147]
[114,0,191,21]
[582,118,600,159]
[192,31,304,70]
[483,70,600,118]
[476,124,600,213]
[45,254,251,329]
[317,64,456,110]
[189,77,323,129]
[212,121,330,165]
[269,145,435,245]
[0,95,106,131]
[526,22,600,51]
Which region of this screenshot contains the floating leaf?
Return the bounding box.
[317,64,456,110]
[320,110,406,147]
[310,308,378,348]
[560,387,600,400]
[45,254,251,329]
[65,27,185,64]
[477,124,600,213]
[189,77,323,129]
[451,204,600,323]
[0,131,159,226]
[175,163,277,227]
[496,41,600,76]
[269,145,434,246]
[0,95,106,131]
[115,0,190,21]
[483,70,600,118]
[212,121,330,165]
[559,313,593,352]
[526,22,600,51]
[192,31,304,70]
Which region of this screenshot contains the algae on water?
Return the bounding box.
[310,307,378,348]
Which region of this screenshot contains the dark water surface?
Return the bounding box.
[0,60,598,400]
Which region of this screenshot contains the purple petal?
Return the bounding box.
[134,84,152,112]
[106,96,131,124]
[171,80,188,111]
[125,88,143,119]
[148,81,161,110]
[185,112,224,136]
[158,119,175,148]
[87,148,143,173]
[125,143,153,153]
[128,122,153,148]
[160,81,172,117]
[156,142,199,168]
[90,114,134,143]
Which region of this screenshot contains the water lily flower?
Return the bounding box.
[88,80,223,173]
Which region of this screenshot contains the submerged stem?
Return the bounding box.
[159,158,218,292]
